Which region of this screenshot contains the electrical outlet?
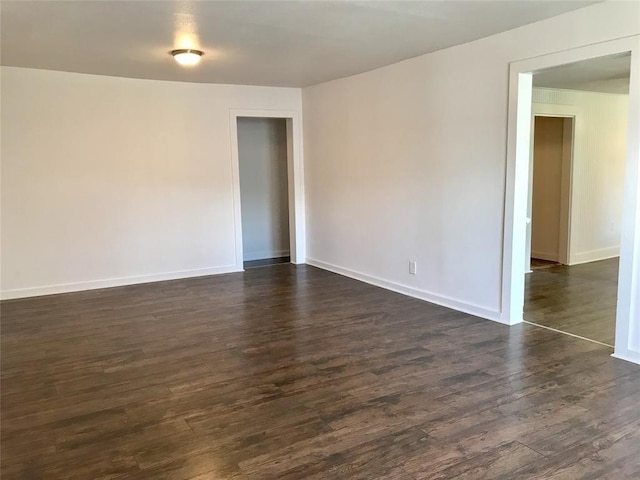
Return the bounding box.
[409,261,417,275]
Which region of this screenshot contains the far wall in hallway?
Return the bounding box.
[531,87,629,265]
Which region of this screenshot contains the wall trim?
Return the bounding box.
[0,265,241,300]
[571,246,620,265]
[612,351,640,365]
[306,258,503,324]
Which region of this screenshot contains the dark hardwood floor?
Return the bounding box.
[2,264,639,479]
[525,258,618,345]
[529,258,559,271]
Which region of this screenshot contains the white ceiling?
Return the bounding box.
[534,53,631,94]
[1,1,598,87]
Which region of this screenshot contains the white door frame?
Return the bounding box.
[501,35,640,365]
[229,109,306,267]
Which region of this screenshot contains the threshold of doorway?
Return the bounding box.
[523,320,614,349]
[244,256,291,269]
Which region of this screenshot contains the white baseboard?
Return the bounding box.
[0,265,241,300]
[531,251,559,262]
[611,350,640,366]
[305,258,504,324]
[571,246,620,265]
[244,250,291,262]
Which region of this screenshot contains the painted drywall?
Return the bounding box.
[531,116,566,262]
[0,67,302,298]
[302,1,639,320]
[571,77,630,95]
[238,117,290,261]
[532,88,629,265]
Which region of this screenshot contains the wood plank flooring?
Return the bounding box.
[525,258,618,345]
[2,264,639,479]
[530,258,559,271]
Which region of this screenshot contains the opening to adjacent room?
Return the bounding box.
[229,109,306,270]
[237,117,291,269]
[503,37,640,364]
[523,53,630,347]
[527,115,574,271]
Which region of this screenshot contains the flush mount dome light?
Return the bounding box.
[171,49,203,66]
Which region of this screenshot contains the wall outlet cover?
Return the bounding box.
[409,261,417,275]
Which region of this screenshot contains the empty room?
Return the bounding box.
[1,1,639,479]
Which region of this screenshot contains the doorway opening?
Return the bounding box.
[523,54,630,347]
[229,109,306,271]
[237,117,290,269]
[502,37,640,365]
[528,115,574,271]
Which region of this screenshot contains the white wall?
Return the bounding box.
[302,1,639,320]
[237,117,290,261]
[0,67,302,298]
[532,87,629,265]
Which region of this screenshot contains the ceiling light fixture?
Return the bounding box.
[171,49,203,66]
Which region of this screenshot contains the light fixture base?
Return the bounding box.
[171,49,204,66]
